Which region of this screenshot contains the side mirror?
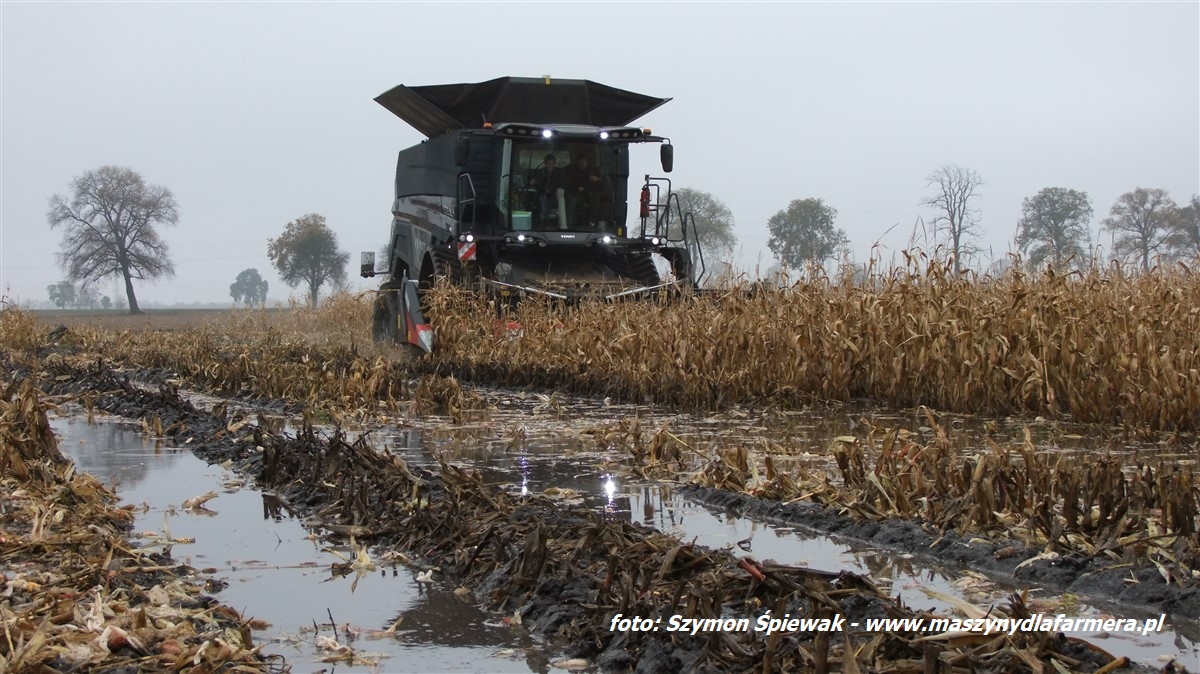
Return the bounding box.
[660,144,674,173]
[360,251,376,278]
[454,134,470,167]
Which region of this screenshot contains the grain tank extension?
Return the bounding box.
[360,76,704,352]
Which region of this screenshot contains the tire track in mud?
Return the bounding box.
[679,484,1200,622]
[32,359,1160,674]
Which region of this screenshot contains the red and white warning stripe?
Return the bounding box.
[457,240,477,261]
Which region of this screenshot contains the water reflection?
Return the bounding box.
[49,416,186,490]
[262,492,294,521]
[386,585,548,669]
[51,415,542,674]
[55,380,1193,671]
[380,410,1197,669]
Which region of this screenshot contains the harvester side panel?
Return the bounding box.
[393,135,459,201]
[389,195,457,279]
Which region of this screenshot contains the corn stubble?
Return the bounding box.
[0,382,282,673]
[695,408,1199,580]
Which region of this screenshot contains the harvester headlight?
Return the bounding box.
[465,234,474,242]
[517,234,527,242]
[541,129,553,138]
[599,130,610,140]
[601,235,613,244]
[650,236,661,246]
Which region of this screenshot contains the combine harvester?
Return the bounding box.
[360,76,705,353]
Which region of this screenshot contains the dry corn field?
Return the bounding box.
[430,260,1200,433]
[23,261,1200,432]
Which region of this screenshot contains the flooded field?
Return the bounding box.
[49,383,1200,673]
[8,260,1199,673]
[50,416,550,673]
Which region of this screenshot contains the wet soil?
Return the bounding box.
[679,485,1200,621]
[30,360,1180,673]
[0,393,282,673]
[50,416,548,673]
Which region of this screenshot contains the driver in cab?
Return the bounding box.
[528,154,567,228]
[566,152,603,228]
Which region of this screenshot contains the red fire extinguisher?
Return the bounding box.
[639,185,650,219]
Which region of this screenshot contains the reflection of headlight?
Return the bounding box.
[521,477,529,497]
[604,476,617,503]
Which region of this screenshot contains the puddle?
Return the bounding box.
[48,390,1200,673]
[49,415,546,674]
[384,417,1200,671]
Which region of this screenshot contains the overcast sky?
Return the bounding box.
[2,2,1197,306]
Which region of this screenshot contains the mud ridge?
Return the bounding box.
[33,360,1162,673]
[679,483,1200,621]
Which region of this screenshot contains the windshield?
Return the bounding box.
[505,141,622,233]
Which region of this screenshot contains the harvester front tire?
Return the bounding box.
[371,291,397,343]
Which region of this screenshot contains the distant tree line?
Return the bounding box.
[757,163,1199,277]
[44,166,355,312]
[663,169,1198,279]
[46,280,122,310]
[44,164,1197,311]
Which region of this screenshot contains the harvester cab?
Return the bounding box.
[361,76,704,353]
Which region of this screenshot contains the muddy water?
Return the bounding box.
[50,415,548,674]
[51,387,1200,673]
[383,391,1199,671]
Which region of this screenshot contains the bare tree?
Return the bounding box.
[1102,188,1177,271]
[47,166,179,314]
[1166,194,1200,261]
[1015,187,1093,271]
[920,165,984,274]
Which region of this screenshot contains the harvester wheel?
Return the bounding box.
[419,252,457,299]
[371,289,398,343]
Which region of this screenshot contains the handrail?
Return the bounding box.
[683,211,707,287]
[638,174,707,287]
[663,189,687,243]
[456,172,477,230]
